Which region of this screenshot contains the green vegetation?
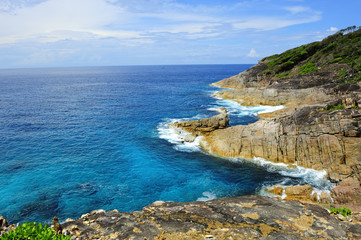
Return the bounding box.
[299,62,317,74]
[261,26,361,82]
[325,104,344,111]
[330,206,352,217]
[275,72,291,79]
[1,222,70,240]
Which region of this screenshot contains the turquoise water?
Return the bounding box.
[0,65,332,224]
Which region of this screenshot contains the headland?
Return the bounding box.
[1,27,361,240]
[171,27,361,210]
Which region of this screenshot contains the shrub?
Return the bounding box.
[328,57,342,64]
[266,60,278,68]
[299,62,317,74]
[274,61,295,73]
[330,206,352,217]
[325,104,343,111]
[275,72,291,79]
[1,222,71,240]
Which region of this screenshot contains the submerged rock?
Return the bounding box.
[59,195,361,239]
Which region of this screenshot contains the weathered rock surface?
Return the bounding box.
[58,195,361,239]
[171,112,229,135]
[284,185,314,201]
[201,106,361,181]
[331,177,361,207]
[213,87,332,107]
[211,63,269,89]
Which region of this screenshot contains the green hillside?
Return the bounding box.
[260,26,361,84]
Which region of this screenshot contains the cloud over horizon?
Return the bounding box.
[0,0,359,68]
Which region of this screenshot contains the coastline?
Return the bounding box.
[167,90,335,203]
[170,61,361,210]
[2,64,361,239]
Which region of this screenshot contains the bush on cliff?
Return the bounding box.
[330,206,352,217]
[1,222,70,240]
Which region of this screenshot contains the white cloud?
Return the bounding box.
[328,26,338,32]
[284,6,312,14]
[0,0,127,44]
[233,14,321,31]
[0,0,325,45]
[247,48,258,57]
[0,0,332,67]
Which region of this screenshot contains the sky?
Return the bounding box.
[0,0,360,68]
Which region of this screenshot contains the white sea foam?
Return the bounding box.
[258,182,332,200]
[197,191,217,201]
[246,157,334,198]
[157,117,205,153]
[207,97,284,118]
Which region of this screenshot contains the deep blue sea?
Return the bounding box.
[0,65,332,224]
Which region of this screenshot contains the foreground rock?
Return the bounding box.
[60,195,360,239]
[0,216,16,236]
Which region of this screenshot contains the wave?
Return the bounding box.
[157,116,205,153]
[197,191,217,201]
[246,157,333,198]
[208,97,284,118]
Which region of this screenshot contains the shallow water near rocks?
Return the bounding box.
[0,65,332,223]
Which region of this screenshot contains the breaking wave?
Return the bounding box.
[157,116,205,153]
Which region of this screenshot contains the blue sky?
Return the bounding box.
[0,0,360,68]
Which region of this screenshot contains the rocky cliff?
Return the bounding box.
[173,27,361,207]
[3,27,361,240]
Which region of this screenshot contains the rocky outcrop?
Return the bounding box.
[331,177,361,207]
[0,216,16,236]
[171,110,229,135]
[211,63,269,89]
[174,64,361,207]
[56,195,361,239]
[213,87,332,107]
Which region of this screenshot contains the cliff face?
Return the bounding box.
[174,27,361,207]
[59,196,361,239]
[201,106,361,184]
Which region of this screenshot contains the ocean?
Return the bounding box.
[0,65,332,224]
